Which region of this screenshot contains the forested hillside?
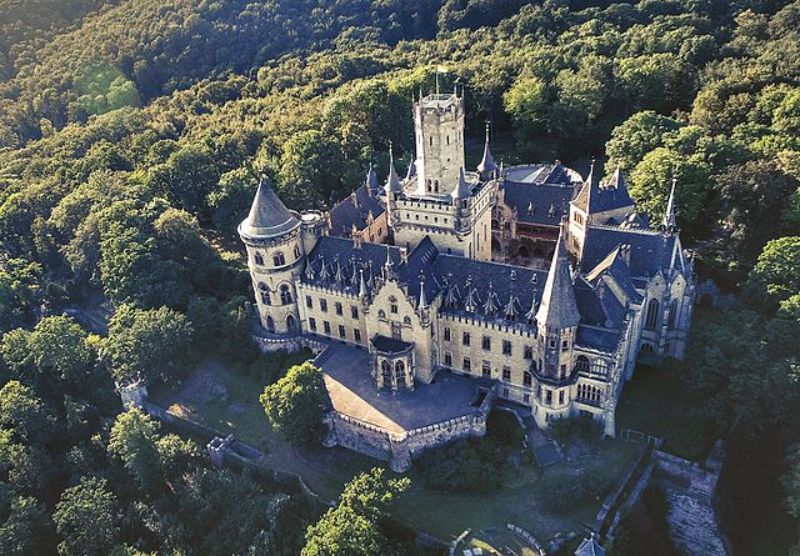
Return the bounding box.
[0,0,798,554]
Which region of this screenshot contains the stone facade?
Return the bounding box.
[239,88,696,458]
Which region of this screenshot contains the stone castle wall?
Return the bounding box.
[325,390,493,472]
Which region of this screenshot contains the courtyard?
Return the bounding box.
[318,344,481,433]
[150,353,640,544]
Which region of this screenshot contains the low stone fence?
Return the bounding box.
[253,332,329,354]
[506,523,546,555]
[325,389,495,472]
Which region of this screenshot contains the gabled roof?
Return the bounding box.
[503,181,575,227]
[575,535,606,556]
[585,246,642,304]
[536,228,581,329]
[581,226,681,280]
[572,166,634,215]
[328,184,385,238]
[238,179,299,240]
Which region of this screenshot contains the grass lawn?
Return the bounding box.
[617,363,715,461]
[152,357,640,543]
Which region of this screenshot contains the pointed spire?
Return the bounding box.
[504,278,520,321]
[525,289,539,324]
[318,256,329,282]
[384,144,402,195]
[418,273,428,309]
[464,276,480,312]
[405,159,417,180]
[663,177,677,231]
[451,167,471,202]
[365,162,379,196]
[444,273,460,308]
[383,245,395,280]
[239,177,299,239]
[334,258,345,287]
[477,121,498,178]
[535,225,581,329]
[304,260,316,280]
[483,282,500,316]
[358,269,368,298]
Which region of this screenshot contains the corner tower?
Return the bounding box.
[238,178,305,334]
[413,90,466,195]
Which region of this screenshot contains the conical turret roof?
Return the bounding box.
[477,122,497,177]
[238,178,300,240]
[451,167,472,201]
[535,226,581,329]
[384,147,403,195]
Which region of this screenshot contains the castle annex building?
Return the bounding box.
[239,90,695,441]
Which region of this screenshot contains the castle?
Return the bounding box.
[238,90,694,438]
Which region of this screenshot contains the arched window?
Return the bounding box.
[667,299,679,329]
[258,283,271,305]
[389,296,398,314]
[641,342,655,354]
[273,252,286,266]
[645,298,660,330]
[286,315,296,331]
[403,316,411,325]
[266,316,275,332]
[381,360,392,384]
[279,284,293,305]
[523,371,532,387]
[378,309,386,319]
[575,355,590,372]
[254,252,264,266]
[294,245,301,259]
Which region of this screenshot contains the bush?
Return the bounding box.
[486,410,526,448]
[416,438,504,493]
[248,348,314,385]
[539,469,612,513]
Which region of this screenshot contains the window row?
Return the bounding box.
[305,296,359,319]
[253,245,302,267]
[258,284,293,305]
[444,327,533,358]
[308,318,362,343]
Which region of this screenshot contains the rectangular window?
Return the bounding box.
[351,305,359,319]
[320,299,328,313]
[335,302,343,316]
[482,361,491,377]
[524,346,533,360]
[323,321,331,334]
[524,373,533,387]
[444,352,452,367]
[502,366,511,381]
[523,394,530,404]
[390,303,398,314]
[482,336,491,351]
[545,390,553,406]
[444,327,451,342]
[463,358,471,372]
[338,325,346,339]
[309,317,317,332]
[463,332,471,346]
[549,339,556,349]
[354,329,361,343]
[502,340,512,356]
[560,364,567,377]
[559,390,565,405]
[562,339,568,349]
[305,295,313,309]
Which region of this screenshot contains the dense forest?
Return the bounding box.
[0,0,798,553]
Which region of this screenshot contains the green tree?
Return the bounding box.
[108,408,162,492]
[747,236,800,306]
[53,477,120,556]
[0,259,42,333]
[104,304,193,384]
[302,468,410,556]
[260,362,327,445]
[0,381,55,444]
[0,495,55,555]
[628,147,711,236]
[504,76,550,138]
[605,111,682,172]
[27,316,94,386]
[208,166,258,233]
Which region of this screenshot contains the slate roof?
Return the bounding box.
[503,181,576,226]
[238,179,299,240]
[585,246,643,304]
[581,226,681,280]
[572,167,634,215]
[302,235,624,353]
[328,184,385,238]
[536,231,581,329]
[574,535,606,556]
[371,335,413,353]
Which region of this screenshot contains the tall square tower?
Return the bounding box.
[413,91,466,195]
